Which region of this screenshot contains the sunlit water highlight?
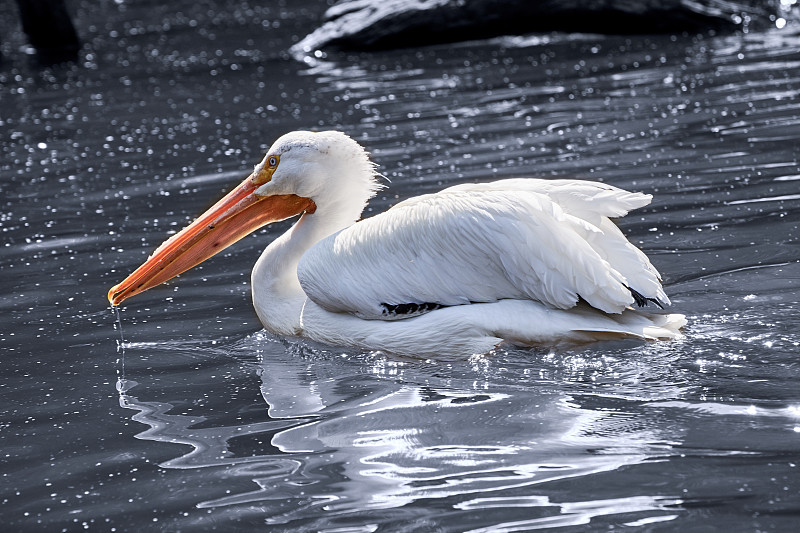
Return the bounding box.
[1,1,799,531]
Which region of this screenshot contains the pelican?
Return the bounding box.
[108,130,685,355]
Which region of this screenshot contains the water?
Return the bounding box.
[2,1,799,531]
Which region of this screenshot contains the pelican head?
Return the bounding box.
[254,130,379,208]
[108,130,379,306]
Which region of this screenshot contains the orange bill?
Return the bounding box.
[108,175,315,306]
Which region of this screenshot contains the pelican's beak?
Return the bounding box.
[108,171,316,306]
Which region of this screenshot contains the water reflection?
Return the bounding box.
[460,495,683,532]
[118,333,692,529]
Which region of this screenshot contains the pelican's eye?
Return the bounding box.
[252,154,280,185]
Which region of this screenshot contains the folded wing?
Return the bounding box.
[297,178,668,320]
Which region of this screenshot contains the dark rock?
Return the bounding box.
[292,0,786,56]
[15,0,81,65]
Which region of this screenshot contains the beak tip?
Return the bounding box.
[108,284,123,307]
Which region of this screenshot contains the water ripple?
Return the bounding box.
[461,496,683,532]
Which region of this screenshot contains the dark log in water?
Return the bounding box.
[292,0,784,54]
[13,0,80,65]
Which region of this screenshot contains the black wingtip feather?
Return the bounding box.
[626,285,665,309]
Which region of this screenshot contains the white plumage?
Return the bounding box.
[109,130,686,356]
[250,131,684,354]
[298,179,668,319]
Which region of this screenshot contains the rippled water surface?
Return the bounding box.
[2,1,800,531]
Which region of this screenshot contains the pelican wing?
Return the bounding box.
[446,178,670,306]
[297,178,666,320]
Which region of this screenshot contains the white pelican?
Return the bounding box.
[108,130,685,355]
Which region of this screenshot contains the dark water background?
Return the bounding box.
[2,1,800,531]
